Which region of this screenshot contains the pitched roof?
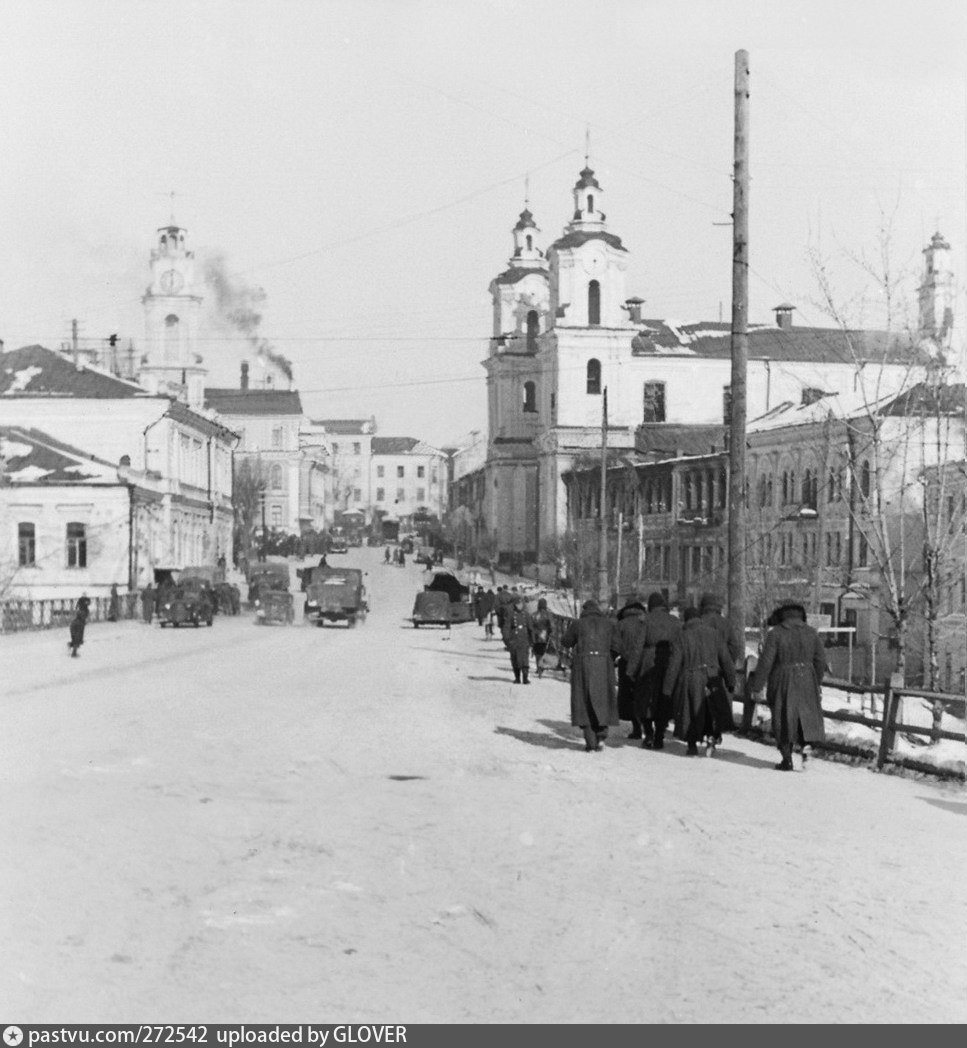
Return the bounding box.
[0,344,148,398]
[313,418,374,435]
[549,230,627,253]
[630,320,920,365]
[372,436,420,455]
[0,426,118,484]
[205,388,303,416]
[491,265,549,287]
[635,423,727,459]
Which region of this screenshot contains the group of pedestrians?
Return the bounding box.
[384,546,407,567]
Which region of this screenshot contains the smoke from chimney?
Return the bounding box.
[203,254,294,383]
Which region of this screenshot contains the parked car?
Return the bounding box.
[412,590,451,628]
[304,567,368,627]
[157,578,215,628]
[424,570,474,623]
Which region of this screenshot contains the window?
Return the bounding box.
[271,427,283,450]
[353,488,361,502]
[417,465,425,478]
[353,442,361,455]
[588,280,601,325]
[164,314,180,361]
[271,506,282,526]
[525,234,533,251]
[397,465,405,478]
[860,460,871,499]
[18,523,35,567]
[586,358,601,395]
[331,442,339,455]
[416,488,425,502]
[522,381,537,413]
[396,487,405,501]
[587,193,594,212]
[270,463,283,491]
[643,381,666,423]
[376,465,385,478]
[376,487,385,502]
[857,533,869,568]
[526,310,539,352]
[66,522,87,568]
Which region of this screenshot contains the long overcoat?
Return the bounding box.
[750,620,827,746]
[664,619,736,740]
[615,604,646,720]
[701,608,742,664]
[502,608,534,660]
[562,608,620,728]
[629,608,682,724]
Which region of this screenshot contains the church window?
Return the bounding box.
[18,523,36,567]
[587,194,594,213]
[586,358,601,395]
[642,381,666,423]
[526,310,539,352]
[271,427,283,450]
[270,464,283,491]
[271,506,282,527]
[588,281,601,326]
[860,460,871,499]
[525,234,533,251]
[522,381,537,413]
[164,314,180,361]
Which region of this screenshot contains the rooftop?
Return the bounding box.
[0,426,118,484]
[205,388,304,416]
[0,344,148,398]
[313,418,375,435]
[549,230,626,253]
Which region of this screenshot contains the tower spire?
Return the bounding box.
[524,173,530,208]
[584,126,591,166]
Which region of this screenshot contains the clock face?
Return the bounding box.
[582,249,605,276]
[159,269,184,294]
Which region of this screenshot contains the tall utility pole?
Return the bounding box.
[597,387,609,605]
[728,49,750,661]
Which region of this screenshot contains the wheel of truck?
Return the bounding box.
[413,621,420,628]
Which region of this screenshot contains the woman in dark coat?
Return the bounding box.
[749,601,827,771]
[561,600,620,751]
[502,597,534,684]
[107,584,120,622]
[664,607,736,756]
[68,603,89,657]
[630,592,683,749]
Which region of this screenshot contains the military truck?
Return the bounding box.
[303,567,368,627]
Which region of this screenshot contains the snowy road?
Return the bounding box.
[2,547,965,1023]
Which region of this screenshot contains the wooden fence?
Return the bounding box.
[0,593,139,634]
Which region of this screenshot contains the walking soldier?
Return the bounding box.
[561,599,620,752]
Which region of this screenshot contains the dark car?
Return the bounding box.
[412,590,451,628]
[424,570,473,623]
[304,567,367,627]
[157,578,215,628]
[251,564,294,625]
[248,563,291,604]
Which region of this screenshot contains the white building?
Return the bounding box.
[315,418,376,524]
[476,166,940,561]
[371,437,448,525]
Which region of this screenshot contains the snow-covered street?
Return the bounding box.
[3,547,965,1023]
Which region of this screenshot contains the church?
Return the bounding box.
[475,164,944,567]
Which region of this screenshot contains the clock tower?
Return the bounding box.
[139,221,206,408]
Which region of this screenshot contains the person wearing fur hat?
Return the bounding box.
[663,607,736,755]
[748,600,826,770]
[502,595,534,684]
[615,596,648,738]
[561,599,620,751]
[627,591,682,748]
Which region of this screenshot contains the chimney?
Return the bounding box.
[773,303,795,330]
[240,361,249,390]
[624,297,645,324]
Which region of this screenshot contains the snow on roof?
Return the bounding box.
[0,426,118,483]
[0,344,148,398]
[313,418,374,435]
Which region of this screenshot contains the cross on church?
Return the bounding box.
[156,189,181,224]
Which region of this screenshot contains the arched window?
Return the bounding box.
[164,314,180,361]
[781,471,788,504]
[525,234,533,251]
[788,470,796,504]
[860,460,871,498]
[525,310,539,352]
[588,280,601,325]
[270,463,283,491]
[587,194,594,213]
[522,381,537,413]
[586,357,601,395]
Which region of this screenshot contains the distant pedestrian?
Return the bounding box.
[749,600,827,771]
[76,593,91,618]
[629,592,683,749]
[107,583,120,622]
[398,548,406,567]
[487,557,496,586]
[502,596,534,684]
[664,607,735,756]
[561,599,620,752]
[495,585,513,632]
[384,546,392,564]
[616,595,648,739]
[140,583,155,624]
[530,597,553,678]
[318,554,329,569]
[68,603,88,657]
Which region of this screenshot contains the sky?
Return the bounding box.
[1,0,966,447]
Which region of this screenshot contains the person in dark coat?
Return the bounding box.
[495,586,514,632]
[76,593,91,618]
[530,597,553,678]
[630,591,683,749]
[107,583,120,622]
[749,600,827,771]
[664,607,736,755]
[561,600,620,751]
[502,597,534,684]
[140,583,155,624]
[615,597,648,738]
[68,600,89,657]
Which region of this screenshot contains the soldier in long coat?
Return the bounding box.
[68,602,89,657]
[630,592,683,749]
[615,597,648,737]
[140,583,155,624]
[664,607,736,755]
[749,600,827,771]
[502,597,534,684]
[561,600,620,751]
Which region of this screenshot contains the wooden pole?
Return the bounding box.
[597,387,609,605]
[728,49,750,664]
[615,510,624,599]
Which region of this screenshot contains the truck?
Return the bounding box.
[303,567,368,627]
